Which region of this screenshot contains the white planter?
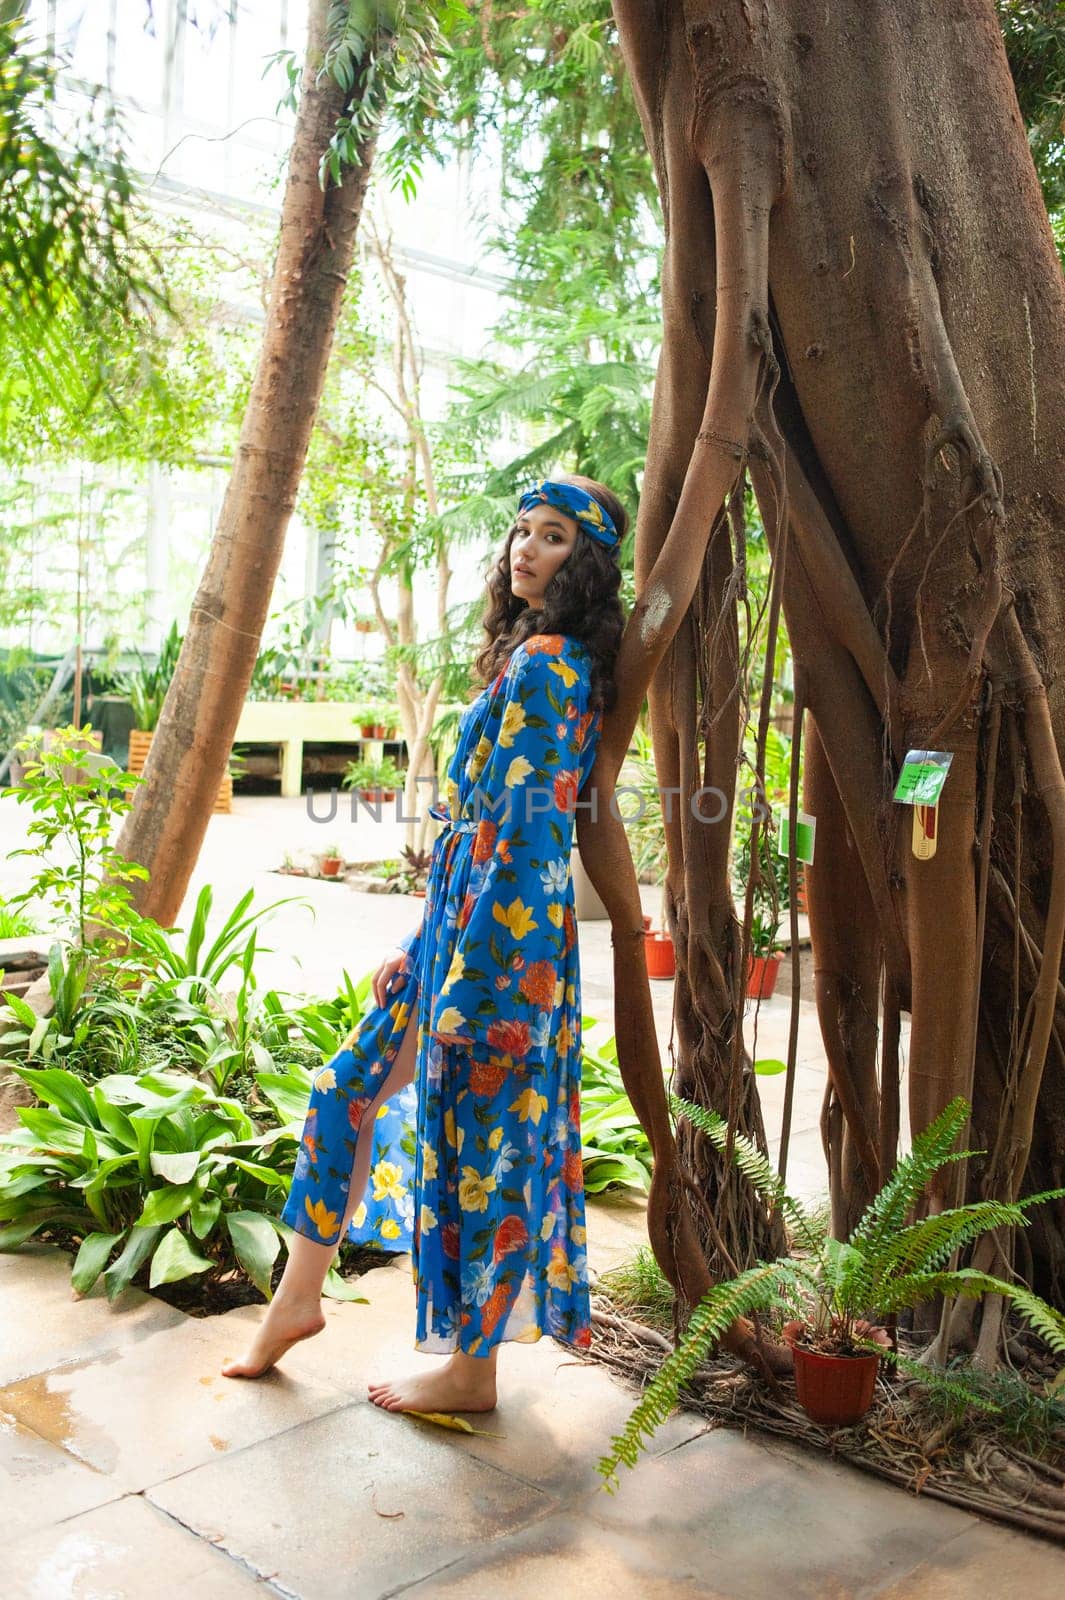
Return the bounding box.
[571,846,609,921]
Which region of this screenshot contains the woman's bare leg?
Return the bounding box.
[222,1009,420,1378]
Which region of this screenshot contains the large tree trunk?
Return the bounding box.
[591,0,1065,1318]
[117,0,379,925]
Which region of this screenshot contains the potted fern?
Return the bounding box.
[597,1096,1065,1486]
[342,755,405,803]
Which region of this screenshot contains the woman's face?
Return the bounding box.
[509,502,579,607]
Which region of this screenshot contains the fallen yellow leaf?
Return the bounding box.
[401,1408,504,1437]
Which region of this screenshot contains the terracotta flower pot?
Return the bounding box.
[746,952,783,999]
[791,1342,881,1427]
[359,723,388,739]
[645,931,676,979]
[319,856,344,878]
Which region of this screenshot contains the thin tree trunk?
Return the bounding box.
[117,0,380,924]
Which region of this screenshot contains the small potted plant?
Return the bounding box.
[644,922,675,980]
[318,842,345,879]
[353,702,389,740]
[342,755,405,803]
[597,1095,1065,1487]
[747,907,783,999]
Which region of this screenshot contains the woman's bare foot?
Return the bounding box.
[221,1292,327,1379]
[367,1352,498,1413]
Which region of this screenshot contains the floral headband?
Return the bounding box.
[517,479,620,550]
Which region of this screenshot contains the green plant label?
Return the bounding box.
[893,749,953,806]
[777,811,816,865]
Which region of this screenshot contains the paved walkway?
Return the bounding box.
[1,796,1061,1595]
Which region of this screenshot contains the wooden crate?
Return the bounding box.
[127,730,233,814]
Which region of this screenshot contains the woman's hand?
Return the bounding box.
[372,947,410,1009]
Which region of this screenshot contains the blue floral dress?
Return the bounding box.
[281,633,603,1357]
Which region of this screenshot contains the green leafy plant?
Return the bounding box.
[2,725,147,949]
[597,1096,1065,1490]
[120,621,183,732]
[0,906,39,938]
[578,1028,653,1194]
[749,906,782,961]
[382,844,432,894]
[342,754,405,793]
[0,1061,357,1302]
[123,885,295,1007]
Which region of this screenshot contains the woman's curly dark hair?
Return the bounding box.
[472,473,628,715]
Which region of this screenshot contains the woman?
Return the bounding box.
[223,474,627,1416]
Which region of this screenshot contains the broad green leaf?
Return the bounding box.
[149,1226,212,1287]
[189,1194,222,1240]
[323,1266,369,1302]
[103,1225,163,1301]
[149,1150,203,1185]
[136,1180,199,1227]
[754,1058,787,1076]
[71,1230,126,1295]
[226,1210,280,1298]
[16,1066,97,1124]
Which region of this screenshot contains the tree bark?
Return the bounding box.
[586,0,1065,1316]
[117,0,379,924]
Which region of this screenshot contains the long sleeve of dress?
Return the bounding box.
[427,634,600,1071]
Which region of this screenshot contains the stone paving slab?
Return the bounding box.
[7,1493,277,1600]
[0,1406,120,1543]
[146,1398,558,1600]
[0,1304,353,1493]
[577,1426,993,1600]
[0,1245,186,1385]
[867,1518,1065,1598]
[236,1260,704,1498]
[396,1511,716,1598]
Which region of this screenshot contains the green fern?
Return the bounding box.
[669,1093,822,1254]
[599,1094,1065,1485]
[596,1259,806,1493]
[848,1097,973,1260]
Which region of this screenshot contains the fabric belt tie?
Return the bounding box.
[429,801,477,835]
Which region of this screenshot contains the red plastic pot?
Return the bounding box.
[746,952,783,999]
[791,1343,881,1426]
[644,931,675,979]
